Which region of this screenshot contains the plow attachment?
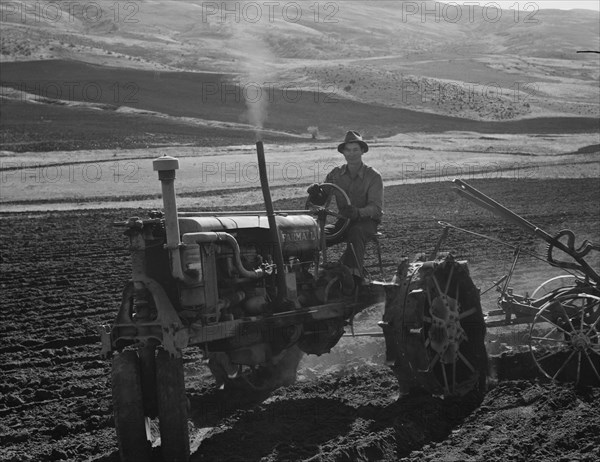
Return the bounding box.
[452,179,600,386]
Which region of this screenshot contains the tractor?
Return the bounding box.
[99,142,488,461]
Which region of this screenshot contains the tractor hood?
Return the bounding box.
[178,214,319,238]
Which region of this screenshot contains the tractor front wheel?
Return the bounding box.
[112,350,151,462]
[156,349,190,462]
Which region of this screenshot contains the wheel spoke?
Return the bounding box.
[576,351,582,385]
[431,273,444,298]
[531,336,566,343]
[536,316,572,337]
[590,312,600,330]
[552,350,576,380]
[455,284,459,307]
[427,352,440,371]
[457,351,475,373]
[536,349,563,363]
[583,349,600,380]
[444,265,455,296]
[441,363,450,395]
[541,325,560,339]
[558,303,577,333]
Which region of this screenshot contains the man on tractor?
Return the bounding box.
[307,130,384,283]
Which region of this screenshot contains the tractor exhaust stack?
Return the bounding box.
[256,141,288,304]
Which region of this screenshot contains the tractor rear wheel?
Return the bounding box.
[156,349,190,462]
[112,350,151,462]
[385,256,488,398]
[423,260,488,396]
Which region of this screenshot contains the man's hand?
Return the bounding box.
[339,205,360,221]
[307,183,327,205]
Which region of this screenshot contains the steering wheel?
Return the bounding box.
[305,183,351,243]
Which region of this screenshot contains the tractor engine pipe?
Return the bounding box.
[181,232,265,279]
[256,141,288,303]
[153,155,186,282]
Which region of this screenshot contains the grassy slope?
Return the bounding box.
[1,60,598,152]
[0,2,598,151]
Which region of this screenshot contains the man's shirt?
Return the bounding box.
[325,163,383,221]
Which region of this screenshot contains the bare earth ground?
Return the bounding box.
[1,3,599,460]
[1,177,599,462]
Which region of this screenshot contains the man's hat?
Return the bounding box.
[337,130,369,154]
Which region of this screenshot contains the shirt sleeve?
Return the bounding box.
[358,171,383,220]
[324,169,334,183]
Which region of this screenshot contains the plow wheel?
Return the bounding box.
[529,293,600,386]
[531,275,580,299]
[156,349,190,462]
[112,351,151,462]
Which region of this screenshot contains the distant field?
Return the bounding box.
[0,99,299,151]
[1,131,598,212]
[2,60,599,153]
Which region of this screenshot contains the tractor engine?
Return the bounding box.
[137,212,324,325]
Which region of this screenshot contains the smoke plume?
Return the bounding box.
[227,19,277,137]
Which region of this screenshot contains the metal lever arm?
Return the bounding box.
[452,179,600,284]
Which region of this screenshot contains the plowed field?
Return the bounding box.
[1,178,599,462]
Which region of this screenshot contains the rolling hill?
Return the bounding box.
[0,1,598,150]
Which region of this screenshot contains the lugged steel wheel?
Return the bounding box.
[112,350,151,462]
[384,256,488,398]
[421,261,488,396]
[529,293,600,386]
[156,349,190,462]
